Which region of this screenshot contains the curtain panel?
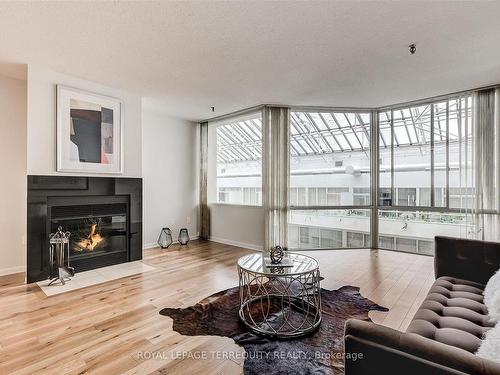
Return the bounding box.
[473,89,500,241]
[263,106,290,251]
[199,121,210,240]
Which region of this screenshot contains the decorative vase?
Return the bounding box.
[157,228,173,249]
[178,228,190,245]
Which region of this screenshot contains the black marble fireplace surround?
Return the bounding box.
[27,175,142,283]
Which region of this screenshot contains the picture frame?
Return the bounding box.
[56,85,123,174]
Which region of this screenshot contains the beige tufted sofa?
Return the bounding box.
[344,236,500,375]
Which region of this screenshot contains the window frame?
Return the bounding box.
[202,88,499,255]
[207,109,264,207]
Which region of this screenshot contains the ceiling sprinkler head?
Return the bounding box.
[211,106,215,112]
[409,43,417,55]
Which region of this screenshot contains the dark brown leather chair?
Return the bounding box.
[344,236,500,375]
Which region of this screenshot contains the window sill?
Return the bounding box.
[209,202,263,209]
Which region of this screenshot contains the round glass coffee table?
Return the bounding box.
[237,252,321,338]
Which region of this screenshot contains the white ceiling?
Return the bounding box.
[1,1,500,121]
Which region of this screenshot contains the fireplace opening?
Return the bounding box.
[49,202,129,270]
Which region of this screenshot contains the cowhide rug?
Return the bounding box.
[160,284,387,375]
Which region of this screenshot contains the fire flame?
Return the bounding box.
[76,223,104,251]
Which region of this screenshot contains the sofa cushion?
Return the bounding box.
[406,276,495,353]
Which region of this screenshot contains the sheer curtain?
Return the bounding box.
[472,88,500,241]
[199,122,210,240]
[263,106,290,251]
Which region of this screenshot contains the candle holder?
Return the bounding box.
[157,228,173,249]
[178,228,190,245]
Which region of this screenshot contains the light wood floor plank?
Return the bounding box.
[0,240,434,375]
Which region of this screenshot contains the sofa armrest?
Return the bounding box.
[344,319,500,375]
[434,236,500,284]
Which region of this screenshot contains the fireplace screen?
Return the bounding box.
[50,203,128,261]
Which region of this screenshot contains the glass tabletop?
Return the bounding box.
[238,252,319,275]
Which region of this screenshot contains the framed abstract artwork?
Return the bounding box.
[56,85,123,174]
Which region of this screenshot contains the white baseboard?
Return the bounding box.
[143,236,199,250]
[0,265,26,277]
[208,236,264,252]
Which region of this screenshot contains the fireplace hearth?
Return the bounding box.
[27,176,142,283]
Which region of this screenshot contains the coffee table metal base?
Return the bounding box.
[238,264,322,339]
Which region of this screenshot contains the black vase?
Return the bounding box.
[157,228,173,249]
[178,228,190,245]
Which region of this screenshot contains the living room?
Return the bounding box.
[0,1,499,374]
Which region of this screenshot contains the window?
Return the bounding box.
[353,188,370,205]
[299,227,320,248]
[289,111,371,207]
[419,188,430,207]
[288,209,370,249]
[218,187,241,203]
[449,188,474,209]
[379,188,392,206]
[378,209,468,254]
[396,237,417,252]
[393,106,431,206]
[376,95,486,255]
[207,111,263,206]
[307,187,329,206]
[379,97,474,211]
[243,187,262,205]
[288,225,299,248]
[317,188,327,205]
[288,110,372,249]
[346,232,364,248]
[289,188,297,206]
[201,88,499,255]
[298,188,307,206]
[378,236,394,249]
[327,188,349,205]
[308,188,317,206]
[363,234,371,247]
[397,188,416,206]
[320,229,343,248]
[417,240,434,255]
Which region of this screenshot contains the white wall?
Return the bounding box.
[209,204,265,251]
[0,74,27,275]
[206,119,265,250]
[142,103,198,248]
[27,65,142,177]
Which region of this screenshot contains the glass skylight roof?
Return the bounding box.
[216,99,471,163]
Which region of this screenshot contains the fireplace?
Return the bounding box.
[49,199,129,272]
[27,176,142,283]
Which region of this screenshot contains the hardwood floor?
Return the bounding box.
[0,240,434,375]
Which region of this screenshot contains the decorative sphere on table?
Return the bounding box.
[270,246,285,264]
